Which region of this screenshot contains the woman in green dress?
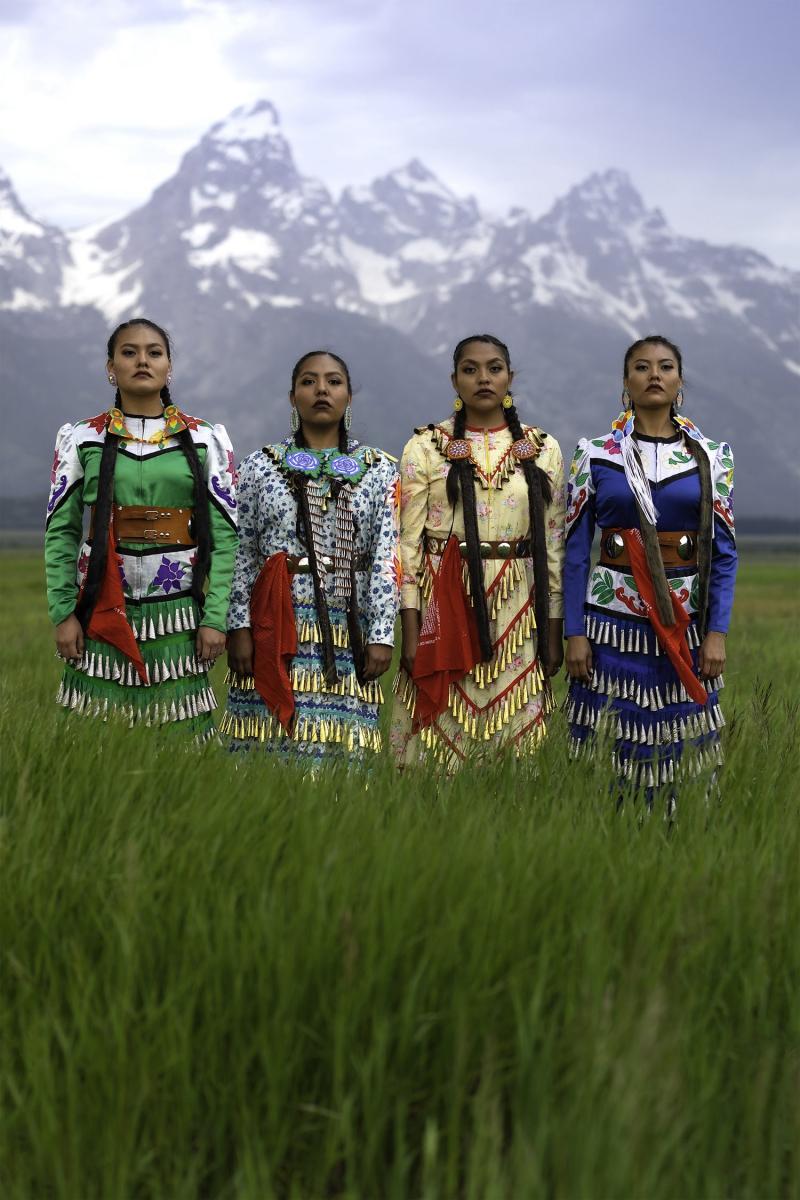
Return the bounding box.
[45,317,239,737]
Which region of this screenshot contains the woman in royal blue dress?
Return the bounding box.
[564,335,737,799]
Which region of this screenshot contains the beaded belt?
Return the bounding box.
[287,553,371,574]
[599,528,698,569]
[424,535,531,559]
[90,504,196,546]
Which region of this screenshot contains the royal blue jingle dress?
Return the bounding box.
[564,426,737,789]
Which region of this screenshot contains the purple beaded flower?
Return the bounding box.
[330,455,360,477]
[285,450,318,472]
[151,556,187,594]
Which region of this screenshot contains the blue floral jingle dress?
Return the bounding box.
[564,425,737,791]
[222,439,401,761]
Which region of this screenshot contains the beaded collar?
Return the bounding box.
[106,404,192,445]
[266,440,381,488]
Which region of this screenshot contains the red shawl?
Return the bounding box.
[413,536,482,729]
[621,528,708,706]
[250,551,298,732]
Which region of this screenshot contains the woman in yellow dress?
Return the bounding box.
[390,334,565,769]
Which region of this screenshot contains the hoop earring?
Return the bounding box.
[108,374,116,386]
[290,407,300,435]
[502,394,513,409]
[453,395,463,412]
[343,404,352,432]
[622,387,631,410]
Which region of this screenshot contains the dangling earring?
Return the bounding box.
[453,395,463,412]
[108,374,116,386]
[675,388,684,409]
[622,387,631,410]
[166,372,172,387]
[343,404,352,432]
[290,406,300,435]
[502,394,513,409]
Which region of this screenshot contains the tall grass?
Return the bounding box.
[1,551,799,1199]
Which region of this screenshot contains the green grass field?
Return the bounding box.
[1,550,799,1199]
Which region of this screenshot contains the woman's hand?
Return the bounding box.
[55,614,84,663]
[363,644,392,680]
[565,634,593,683]
[698,631,726,679]
[400,609,420,677]
[226,627,254,677]
[547,618,564,677]
[196,625,227,668]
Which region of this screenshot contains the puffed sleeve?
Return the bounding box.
[707,440,737,633]
[365,456,401,645]
[398,431,432,610]
[201,423,239,633]
[44,423,85,625]
[226,452,263,631]
[563,438,596,638]
[539,434,566,619]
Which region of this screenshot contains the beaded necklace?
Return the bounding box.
[107,404,190,445]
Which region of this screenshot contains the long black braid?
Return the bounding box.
[76,319,213,628]
[75,403,120,628]
[503,401,553,670]
[445,334,555,669]
[445,402,494,661]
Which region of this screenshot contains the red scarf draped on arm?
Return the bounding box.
[412,536,482,730]
[84,522,148,684]
[621,528,708,706]
[250,551,298,732]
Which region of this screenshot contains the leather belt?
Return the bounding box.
[425,535,531,559]
[599,528,698,569]
[90,504,196,546]
[287,553,371,574]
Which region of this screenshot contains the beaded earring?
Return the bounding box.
[453,395,463,412]
[290,406,300,435]
[622,387,631,410]
[502,394,513,409]
[343,404,352,432]
[676,388,684,408]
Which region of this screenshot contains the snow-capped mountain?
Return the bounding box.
[0,99,798,518]
[0,167,70,311]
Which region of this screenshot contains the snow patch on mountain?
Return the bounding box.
[188,229,279,274]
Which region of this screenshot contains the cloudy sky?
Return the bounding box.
[1,0,798,267]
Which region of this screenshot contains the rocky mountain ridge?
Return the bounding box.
[1,99,798,517]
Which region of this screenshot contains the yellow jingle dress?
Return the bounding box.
[390,418,565,769]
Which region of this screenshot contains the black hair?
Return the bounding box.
[446,334,553,669]
[623,334,683,379]
[290,349,351,454]
[76,318,212,628]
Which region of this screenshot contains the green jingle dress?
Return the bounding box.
[45,407,239,738]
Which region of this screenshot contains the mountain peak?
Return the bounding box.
[207,99,283,145]
[560,168,648,223]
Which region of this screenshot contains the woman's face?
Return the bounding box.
[625,343,682,412]
[451,341,513,421]
[290,354,351,434]
[107,326,170,402]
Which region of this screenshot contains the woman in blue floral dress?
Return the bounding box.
[222,351,400,761]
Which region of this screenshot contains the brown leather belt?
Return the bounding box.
[90,504,196,546]
[287,553,371,574]
[599,528,698,569]
[425,535,531,559]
